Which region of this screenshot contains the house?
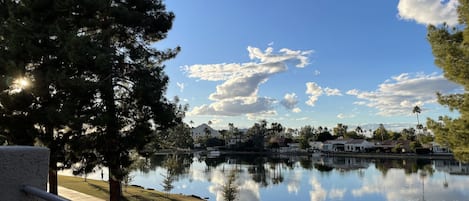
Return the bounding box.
[374,140,411,153]
[279,143,302,153]
[309,141,323,150]
[345,139,374,152]
[431,142,451,154]
[322,140,348,152]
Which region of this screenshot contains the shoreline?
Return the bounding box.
[319,152,454,160]
[158,149,456,160]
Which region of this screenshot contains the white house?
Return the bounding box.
[430,142,451,154]
[345,139,374,152]
[309,141,323,150]
[322,140,348,152]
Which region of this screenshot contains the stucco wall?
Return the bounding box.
[0,146,49,201]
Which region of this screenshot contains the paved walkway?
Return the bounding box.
[58,186,105,201]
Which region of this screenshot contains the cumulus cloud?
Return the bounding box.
[281,93,300,111]
[347,73,462,116]
[189,97,277,116]
[184,46,313,116]
[305,82,342,107]
[324,87,342,96]
[292,108,302,113]
[306,82,323,106]
[397,0,459,26]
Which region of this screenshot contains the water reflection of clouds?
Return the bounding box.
[309,177,347,201]
[172,158,469,201]
[351,168,469,201]
[199,166,261,201]
[329,188,346,199]
[286,170,302,194]
[310,178,327,201]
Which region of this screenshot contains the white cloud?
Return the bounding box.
[176,82,185,92]
[246,110,278,121]
[184,46,313,117]
[281,93,300,111]
[348,73,462,116]
[324,87,342,96]
[305,83,343,107]
[397,0,459,26]
[292,107,302,113]
[305,82,323,106]
[189,97,277,116]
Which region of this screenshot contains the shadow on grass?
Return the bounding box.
[87,182,110,195]
[124,189,180,201]
[79,180,191,201]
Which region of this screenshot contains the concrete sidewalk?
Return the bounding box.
[58,186,105,201]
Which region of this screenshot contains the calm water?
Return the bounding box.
[128,154,469,201]
[63,153,469,201]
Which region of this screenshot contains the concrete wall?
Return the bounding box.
[0,146,49,201]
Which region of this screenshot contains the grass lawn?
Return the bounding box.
[58,175,204,201]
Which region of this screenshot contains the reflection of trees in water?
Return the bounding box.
[132,154,463,194]
[247,157,269,187]
[418,164,434,201]
[314,164,333,172]
[222,170,239,201]
[300,158,313,169]
[161,170,174,196]
[160,154,193,194]
[270,162,284,185]
[374,158,432,177]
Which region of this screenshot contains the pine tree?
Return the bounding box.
[0,1,182,200]
[0,0,97,194]
[427,0,469,161]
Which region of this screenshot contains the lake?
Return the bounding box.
[64,153,469,201]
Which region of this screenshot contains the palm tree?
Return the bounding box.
[189,120,194,138]
[355,126,363,134]
[413,105,422,133]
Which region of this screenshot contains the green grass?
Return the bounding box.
[58,175,204,201]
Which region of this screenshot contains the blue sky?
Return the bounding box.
[156,0,462,131]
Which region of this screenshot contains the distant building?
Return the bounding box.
[309,141,324,150]
[345,139,374,152]
[431,142,451,154]
[323,140,349,152]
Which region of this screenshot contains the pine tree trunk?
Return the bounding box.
[109,166,122,201]
[103,67,122,201]
[47,125,58,195]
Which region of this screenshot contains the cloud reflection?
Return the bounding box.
[351,168,469,201]
[310,178,327,201]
